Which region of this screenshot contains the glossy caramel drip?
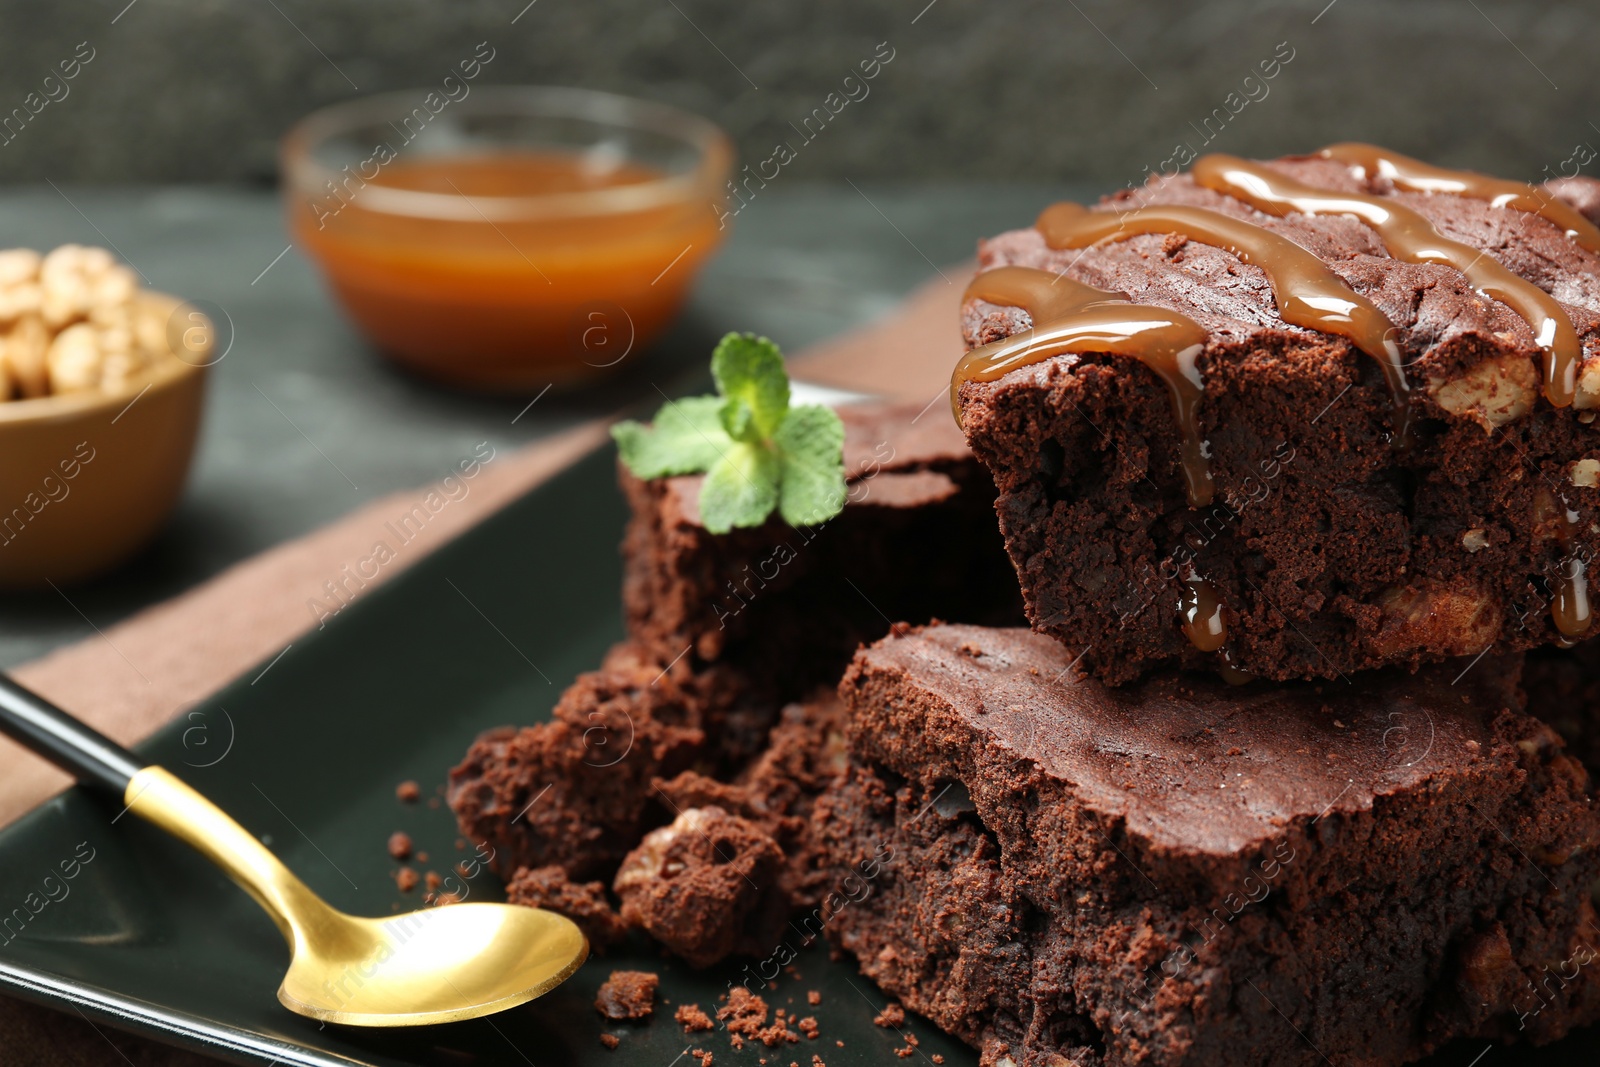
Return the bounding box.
[1543,497,1594,639]
[1179,574,1228,652]
[1317,142,1600,254]
[1193,153,1582,407]
[954,265,1215,506]
[1037,201,1412,444]
[1554,557,1591,639]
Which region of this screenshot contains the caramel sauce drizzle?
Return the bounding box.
[952,265,1214,506]
[1317,142,1600,255]
[1542,496,1594,639]
[1178,574,1228,652]
[1192,153,1582,407]
[1036,201,1413,444]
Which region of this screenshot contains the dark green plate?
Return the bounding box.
[0,442,974,1067]
[0,443,1594,1067]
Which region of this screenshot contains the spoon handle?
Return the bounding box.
[0,674,145,793]
[0,673,334,942]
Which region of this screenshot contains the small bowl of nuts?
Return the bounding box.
[0,244,212,587]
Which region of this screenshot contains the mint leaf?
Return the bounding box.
[611,332,849,533]
[773,404,847,526]
[698,441,779,533]
[712,333,789,442]
[611,395,730,478]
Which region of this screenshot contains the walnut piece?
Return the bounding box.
[1365,580,1502,659]
[1427,354,1539,431]
[1571,459,1600,489]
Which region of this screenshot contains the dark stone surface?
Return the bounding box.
[0,1,1595,186]
[0,182,1064,668]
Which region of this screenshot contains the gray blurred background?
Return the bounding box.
[0,0,1595,189]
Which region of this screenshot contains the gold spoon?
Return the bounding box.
[0,675,588,1026]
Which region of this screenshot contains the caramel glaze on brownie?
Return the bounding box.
[956,152,1600,683]
[620,400,1023,704]
[817,624,1600,1067]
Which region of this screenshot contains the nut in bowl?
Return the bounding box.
[282,85,733,391]
[0,245,211,588]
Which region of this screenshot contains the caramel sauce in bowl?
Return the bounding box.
[283,87,732,391]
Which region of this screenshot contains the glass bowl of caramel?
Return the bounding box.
[282,85,733,391]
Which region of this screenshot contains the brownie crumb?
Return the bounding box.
[396,780,420,803]
[717,987,769,1036]
[806,991,820,1007]
[873,1003,905,1028]
[798,1016,819,1039]
[506,865,628,949]
[599,1034,619,1050]
[387,831,413,861]
[675,1003,714,1033]
[425,871,442,892]
[614,807,788,968]
[416,851,429,863]
[690,1049,712,1067]
[932,1056,944,1064]
[755,1023,799,1048]
[595,970,659,1020]
[427,797,440,809]
[394,867,418,893]
[894,1048,913,1058]
[812,1057,826,1067]
[431,892,461,906]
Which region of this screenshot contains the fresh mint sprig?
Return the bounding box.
[611,333,847,533]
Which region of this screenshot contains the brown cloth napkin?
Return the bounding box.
[0,269,963,1065]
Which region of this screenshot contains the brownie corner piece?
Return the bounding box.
[817,623,1600,1066]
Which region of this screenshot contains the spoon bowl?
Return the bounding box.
[123,765,590,1028]
[279,903,588,1026]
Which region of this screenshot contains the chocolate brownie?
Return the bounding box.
[817,623,1600,1067]
[447,641,749,881]
[656,691,848,909]
[956,149,1600,683]
[620,399,1023,702]
[504,864,628,950]
[1523,640,1600,780]
[612,805,790,968]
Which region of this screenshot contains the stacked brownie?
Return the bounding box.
[447,148,1600,1067]
[821,152,1600,1064]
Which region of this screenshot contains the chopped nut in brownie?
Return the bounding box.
[505,864,628,949]
[594,970,659,1020]
[613,806,788,968]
